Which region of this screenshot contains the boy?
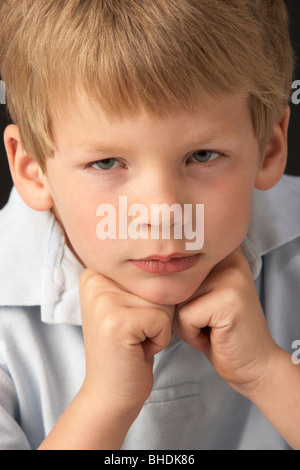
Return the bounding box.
[0,0,299,450]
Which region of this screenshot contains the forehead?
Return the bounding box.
[52,91,253,155]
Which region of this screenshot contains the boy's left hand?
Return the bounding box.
[174,247,280,397]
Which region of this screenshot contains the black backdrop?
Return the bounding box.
[0,0,300,209]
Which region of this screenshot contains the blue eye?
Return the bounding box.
[190,150,220,163]
[91,159,121,170]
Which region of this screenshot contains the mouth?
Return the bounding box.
[129,253,201,274]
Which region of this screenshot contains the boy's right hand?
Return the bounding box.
[79,268,173,420]
[39,268,173,450]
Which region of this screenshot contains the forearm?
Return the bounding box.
[245,346,300,450]
[38,388,136,450]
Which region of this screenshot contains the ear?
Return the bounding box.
[4,124,54,211]
[255,106,290,190]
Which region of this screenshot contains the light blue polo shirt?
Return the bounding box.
[0,175,300,450]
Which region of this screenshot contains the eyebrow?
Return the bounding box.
[70,144,129,160]
[75,142,124,153]
[71,127,242,159]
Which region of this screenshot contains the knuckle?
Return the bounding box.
[156,309,173,335]
[101,310,124,336]
[97,291,122,309]
[222,285,240,307]
[223,260,249,290]
[176,303,187,321]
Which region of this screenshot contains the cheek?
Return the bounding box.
[204,178,254,253]
[60,196,128,272]
[51,187,101,261]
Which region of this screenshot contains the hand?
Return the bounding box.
[39,270,173,450]
[174,247,280,397]
[79,268,174,418]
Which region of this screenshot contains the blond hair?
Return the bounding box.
[0,0,294,170]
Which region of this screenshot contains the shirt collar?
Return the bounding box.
[40,216,84,326]
[242,175,300,280]
[1,175,300,325]
[0,187,84,325]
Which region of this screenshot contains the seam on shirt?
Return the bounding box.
[145,380,202,405]
[145,391,202,406]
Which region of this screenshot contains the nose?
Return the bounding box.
[133,168,188,205]
[138,203,184,240]
[128,171,190,237]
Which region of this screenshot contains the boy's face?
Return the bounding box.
[44,92,261,306]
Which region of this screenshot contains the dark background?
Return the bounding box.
[0,0,300,209]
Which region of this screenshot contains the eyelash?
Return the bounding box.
[84,159,126,175]
[187,150,222,165]
[85,150,224,175]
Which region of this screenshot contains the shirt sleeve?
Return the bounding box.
[0,361,31,450]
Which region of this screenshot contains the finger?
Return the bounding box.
[128,307,173,358]
[173,314,210,352]
[174,293,219,351]
[176,246,251,313]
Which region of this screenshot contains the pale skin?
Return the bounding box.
[4,91,300,449]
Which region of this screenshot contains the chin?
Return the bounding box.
[134,276,203,307]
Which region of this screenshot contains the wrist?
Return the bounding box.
[228,340,283,401]
[240,343,284,402]
[39,385,140,450]
[78,382,142,428]
[239,346,300,449]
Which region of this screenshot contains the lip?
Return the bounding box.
[129,253,201,274]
